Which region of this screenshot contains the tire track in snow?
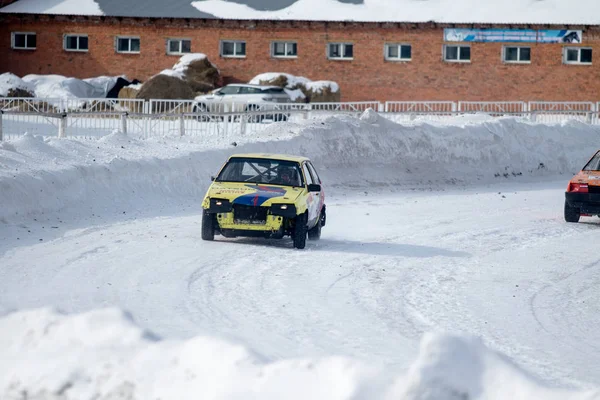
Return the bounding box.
[529,256,600,354]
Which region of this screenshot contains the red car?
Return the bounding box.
[565,150,600,222]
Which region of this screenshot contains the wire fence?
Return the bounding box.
[2,98,600,141]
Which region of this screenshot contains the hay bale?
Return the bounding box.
[107,77,141,98]
[300,84,341,103]
[118,86,140,99]
[249,73,340,103]
[258,75,289,88]
[136,74,195,104]
[0,72,35,97]
[6,87,34,97]
[184,57,220,93]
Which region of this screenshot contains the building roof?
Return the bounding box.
[1,0,600,25]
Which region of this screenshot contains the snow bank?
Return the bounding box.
[83,75,124,96]
[0,0,103,16]
[0,307,597,400]
[18,74,122,101]
[191,0,600,25]
[0,73,33,97]
[1,114,599,221]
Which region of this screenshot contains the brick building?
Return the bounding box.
[1,0,600,101]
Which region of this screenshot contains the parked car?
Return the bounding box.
[564,149,600,222]
[194,84,291,121]
[201,153,326,249]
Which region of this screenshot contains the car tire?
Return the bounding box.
[564,201,581,223]
[194,103,209,122]
[308,212,322,241]
[201,210,215,240]
[293,213,308,249]
[246,104,264,123]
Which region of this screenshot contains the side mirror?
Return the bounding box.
[215,91,224,96]
[308,184,321,192]
[211,176,216,181]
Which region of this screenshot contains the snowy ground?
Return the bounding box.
[1,113,600,399]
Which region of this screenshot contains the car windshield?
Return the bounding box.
[217,158,304,187]
[583,151,600,171]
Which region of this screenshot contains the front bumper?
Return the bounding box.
[216,212,285,231]
[565,192,600,214]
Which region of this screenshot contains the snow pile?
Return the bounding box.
[159,53,213,79]
[249,72,339,101]
[0,307,597,400]
[1,115,599,221]
[191,0,600,24]
[21,74,122,100]
[0,0,103,15]
[83,75,124,96]
[0,72,34,97]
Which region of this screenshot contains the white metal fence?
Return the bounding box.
[2,98,600,141]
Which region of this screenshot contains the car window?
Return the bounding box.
[239,87,262,94]
[583,151,600,171]
[263,87,284,94]
[219,86,240,95]
[303,163,314,185]
[306,162,321,184]
[217,158,303,187]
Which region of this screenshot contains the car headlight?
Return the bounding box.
[270,204,296,217]
[208,198,232,213]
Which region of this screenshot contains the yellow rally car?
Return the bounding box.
[201,153,326,249]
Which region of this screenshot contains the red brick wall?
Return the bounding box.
[1,14,599,101]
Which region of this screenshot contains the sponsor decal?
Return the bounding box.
[444,29,582,43]
[233,185,287,206]
[216,188,249,194]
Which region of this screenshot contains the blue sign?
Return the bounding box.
[444,29,583,43]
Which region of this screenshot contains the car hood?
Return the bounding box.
[207,182,303,206]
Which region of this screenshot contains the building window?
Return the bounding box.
[272,41,297,58]
[385,43,412,61]
[328,43,353,60]
[503,46,530,63]
[116,36,140,54]
[167,38,191,55]
[11,32,36,50]
[563,47,592,65]
[64,34,89,52]
[221,40,246,58]
[444,45,470,62]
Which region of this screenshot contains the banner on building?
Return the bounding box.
[443,29,583,44]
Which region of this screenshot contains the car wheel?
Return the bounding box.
[308,212,322,241]
[194,103,209,122]
[564,201,581,223]
[246,104,264,123]
[293,213,308,249]
[201,210,215,240]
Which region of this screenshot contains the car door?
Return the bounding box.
[239,86,264,111]
[217,85,241,112]
[307,161,325,216]
[302,162,319,226]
